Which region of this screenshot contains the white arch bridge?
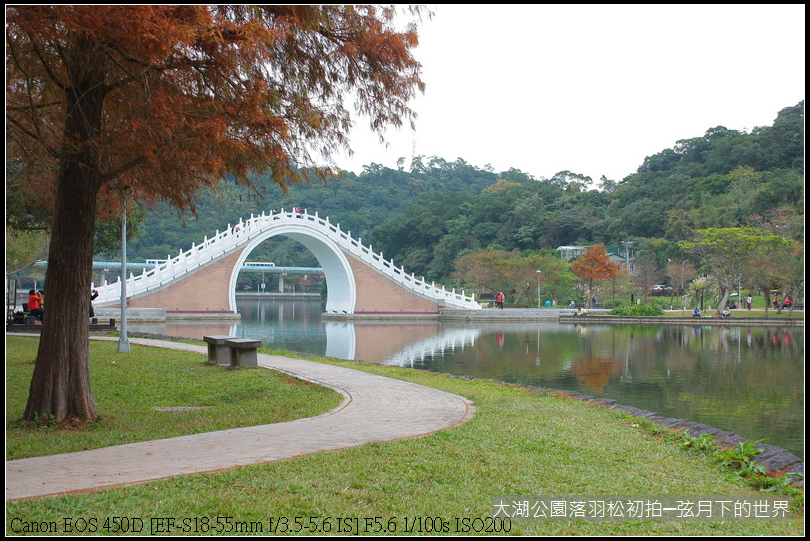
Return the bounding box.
[94,209,481,316]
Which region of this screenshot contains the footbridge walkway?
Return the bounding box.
[93,210,480,316]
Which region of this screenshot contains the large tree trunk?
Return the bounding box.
[23,175,100,422]
[23,37,106,423]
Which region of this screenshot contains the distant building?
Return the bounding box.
[556,246,589,261]
[556,244,636,275]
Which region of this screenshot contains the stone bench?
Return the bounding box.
[89,318,117,331]
[224,338,262,368]
[203,335,236,366]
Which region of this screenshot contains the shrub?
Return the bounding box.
[610,304,664,316]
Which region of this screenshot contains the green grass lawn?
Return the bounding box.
[6,337,342,458]
[658,294,804,318]
[5,336,804,535]
[661,308,804,318]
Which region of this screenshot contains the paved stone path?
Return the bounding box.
[6,338,474,501]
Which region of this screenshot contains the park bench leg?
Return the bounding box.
[204,342,231,365]
[230,347,258,368]
[203,335,236,365]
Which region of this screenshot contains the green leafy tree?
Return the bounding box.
[686,275,716,311]
[6,229,49,276]
[744,210,805,314]
[681,227,792,313]
[533,255,576,306]
[451,249,516,297]
[549,170,593,193]
[93,202,146,259]
[604,268,636,309]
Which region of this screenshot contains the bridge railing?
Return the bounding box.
[290,211,479,310]
[95,209,480,310]
[94,220,243,305]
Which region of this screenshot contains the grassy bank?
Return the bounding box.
[6,337,341,459]
[5,337,803,535]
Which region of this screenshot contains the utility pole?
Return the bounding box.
[536,270,542,308]
[621,241,633,273]
[622,241,633,305]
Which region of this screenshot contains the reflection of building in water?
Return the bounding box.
[382,328,481,367]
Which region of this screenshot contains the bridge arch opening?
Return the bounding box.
[230,226,357,314]
[234,239,318,295]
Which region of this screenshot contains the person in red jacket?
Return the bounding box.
[27,289,44,321]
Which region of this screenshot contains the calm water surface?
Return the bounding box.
[131,298,804,458]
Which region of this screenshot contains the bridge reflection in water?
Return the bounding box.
[325,322,479,366]
[125,299,803,459]
[145,317,478,368]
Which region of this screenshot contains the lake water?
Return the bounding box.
[129,298,804,458]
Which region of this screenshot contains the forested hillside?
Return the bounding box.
[118,102,803,289]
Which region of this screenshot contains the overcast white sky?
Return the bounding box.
[337,4,805,183]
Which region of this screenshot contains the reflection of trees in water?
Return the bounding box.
[207,305,806,456]
[764,328,801,354]
[389,325,801,403]
[601,325,803,455]
[568,325,623,394]
[571,355,620,394]
[384,322,802,457]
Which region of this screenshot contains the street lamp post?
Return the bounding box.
[681,260,687,316]
[536,270,542,308]
[622,241,633,306]
[118,187,130,353]
[621,241,633,272]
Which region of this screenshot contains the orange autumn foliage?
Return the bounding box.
[7,5,427,218]
[570,244,619,304]
[6,5,428,422]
